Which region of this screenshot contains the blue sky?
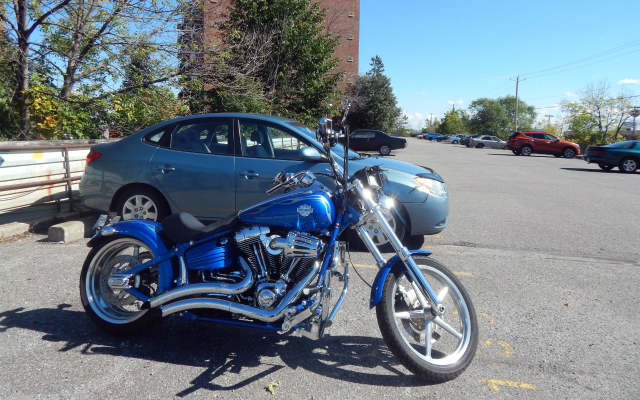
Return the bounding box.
[359,0,640,130]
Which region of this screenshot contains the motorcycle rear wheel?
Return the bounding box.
[376,256,478,382]
[80,236,161,334]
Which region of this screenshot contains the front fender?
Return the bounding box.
[369,250,432,309]
[88,219,174,293]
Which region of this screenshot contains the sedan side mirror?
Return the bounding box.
[299,146,327,162]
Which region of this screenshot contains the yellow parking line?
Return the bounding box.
[484,339,514,358]
[478,379,536,393]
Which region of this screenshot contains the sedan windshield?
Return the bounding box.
[287,121,362,160]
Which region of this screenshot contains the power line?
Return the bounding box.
[521,38,640,77]
[481,80,512,98]
[524,48,640,79]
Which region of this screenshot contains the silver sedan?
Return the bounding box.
[470,135,506,149]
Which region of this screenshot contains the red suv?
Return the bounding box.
[507,132,580,158]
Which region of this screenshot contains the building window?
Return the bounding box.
[347,34,354,40]
[348,12,355,17]
[347,57,353,62]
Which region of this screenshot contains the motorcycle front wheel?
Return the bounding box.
[376,255,478,382]
[80,236,161,334]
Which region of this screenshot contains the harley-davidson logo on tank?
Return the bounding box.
[297,204,313,217]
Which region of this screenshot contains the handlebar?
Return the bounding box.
[266,171,317,195]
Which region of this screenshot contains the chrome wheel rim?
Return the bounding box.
[122,195,158,220]
[564,149,575,157]
[623,159,636,171]
[521,147,531,155]
[391,261,472,366]
[365,208,396,246]
[85,239,157,324]
[381,146,390,155]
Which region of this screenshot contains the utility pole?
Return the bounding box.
[545,114,553,132]
[511,76,526,132]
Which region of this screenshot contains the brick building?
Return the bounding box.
[202,0,360,91]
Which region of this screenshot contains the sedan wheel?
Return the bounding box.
[619,158,638,173]
[379,145,392,156]
[476,143,484,149]
[116,187,170,222]
[355,207,406,252]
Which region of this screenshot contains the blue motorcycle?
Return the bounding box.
[80,101,478,382]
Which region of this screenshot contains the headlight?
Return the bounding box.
[414,177,447,196]
[379,195,395,209]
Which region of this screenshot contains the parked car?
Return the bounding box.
[469,135,506,149]
[461,134,482,147]
[447,135,464,144]
[338,129,407,156]
[436,135,449,142]
[80,114,449,248]
[426,133,443,141]
[583,140,640,173]
[507,132,580,158]
[416,133,426,139]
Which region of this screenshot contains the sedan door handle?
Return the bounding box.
[156,166,176,173]
[239,170,259,178]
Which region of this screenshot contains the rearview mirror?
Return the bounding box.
[299,146,327,162]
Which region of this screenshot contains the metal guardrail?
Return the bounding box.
[0,142,100,223]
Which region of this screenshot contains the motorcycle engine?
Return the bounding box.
[234,226,323,309]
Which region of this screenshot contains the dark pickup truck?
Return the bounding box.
[339,129,407,156]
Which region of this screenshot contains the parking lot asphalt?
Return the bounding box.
[1,139,639,399]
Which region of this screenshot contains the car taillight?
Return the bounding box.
[86,151,102,164]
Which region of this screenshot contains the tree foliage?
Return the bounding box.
[438,107,468,135]
[561,81,633,144]
[0,0,183,139]
[467,95,536,138]
[346,56,401,132]
[183,0,342,126]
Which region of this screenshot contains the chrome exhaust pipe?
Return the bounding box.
[149,257,254,309]
[159,261,319,323]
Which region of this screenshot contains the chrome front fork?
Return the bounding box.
[351,180,445,316]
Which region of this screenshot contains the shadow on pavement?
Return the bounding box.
[560,167,631,173]
[0,305,429,396]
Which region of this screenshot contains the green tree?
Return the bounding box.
[439,106,468,135]
[561,81,633,143]
[347,56,401,132]
[422,116,440,133]
[186,0,342,125]
[468,95,536,138]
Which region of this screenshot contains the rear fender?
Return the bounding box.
[88,219,174,293]
[369,250,432,309]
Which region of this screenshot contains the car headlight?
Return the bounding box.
[414,177,447,196]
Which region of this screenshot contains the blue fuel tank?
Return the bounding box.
[239,190,335,233]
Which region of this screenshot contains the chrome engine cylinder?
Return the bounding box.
[269,231,323,258]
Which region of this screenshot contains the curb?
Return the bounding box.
[0,206,99,240]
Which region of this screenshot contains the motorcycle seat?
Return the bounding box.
[162,212,240,243]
